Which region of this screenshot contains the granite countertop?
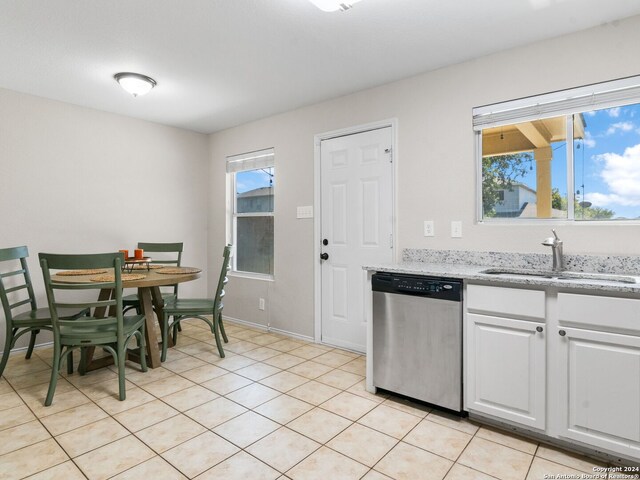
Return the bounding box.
[363,261,640,294]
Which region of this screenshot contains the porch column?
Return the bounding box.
[534,146,552,218]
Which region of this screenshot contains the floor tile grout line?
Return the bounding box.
[8,325,610,480]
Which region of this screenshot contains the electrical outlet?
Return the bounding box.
[451,221,462,238]
[259,298,265,310]
[423,220,434,237]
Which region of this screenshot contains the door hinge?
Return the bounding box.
[390,233,393,248]
[385,147,393,163]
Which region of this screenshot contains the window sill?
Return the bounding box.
[229,271,274,282]
[478,218,640,226]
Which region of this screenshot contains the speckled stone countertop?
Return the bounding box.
[364,249,640,294]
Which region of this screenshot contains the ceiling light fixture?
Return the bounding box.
[308,0,362,12]
[114,72,157,97]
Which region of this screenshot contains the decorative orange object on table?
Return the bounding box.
[134,249,144,259]
[119,249,129,259]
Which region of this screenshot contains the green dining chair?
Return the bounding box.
[161,245,231,361]
[39,252,147,405]
[122,242,183,314]
[0,246,87,378]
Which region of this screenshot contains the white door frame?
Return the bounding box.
[313,118,399,346]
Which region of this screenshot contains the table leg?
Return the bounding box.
[151,286,173,348]
[139,287,162,368]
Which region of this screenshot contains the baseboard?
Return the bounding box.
[4,319,316,357]
[222,315,315,343]
[1,341,53,357]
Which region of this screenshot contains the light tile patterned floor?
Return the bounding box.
[0,319,630,479]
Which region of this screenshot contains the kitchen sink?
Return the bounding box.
[480,268,637,284]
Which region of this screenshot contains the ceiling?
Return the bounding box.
[1,0,639,134]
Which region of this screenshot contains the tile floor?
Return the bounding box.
[0,319,630,479]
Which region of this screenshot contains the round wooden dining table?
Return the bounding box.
[52,268,201,369]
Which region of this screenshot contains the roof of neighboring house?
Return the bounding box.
[237,187,273,198]
[500,182,537,195]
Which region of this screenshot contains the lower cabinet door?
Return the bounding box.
[557,327,640,458]
[467,313,546,429]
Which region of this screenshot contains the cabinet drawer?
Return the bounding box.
[467,284,545,320]
[558,293,640,335]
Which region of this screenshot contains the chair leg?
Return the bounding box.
[25,329,39,359]
[218,315,228,343]
[161,314,170,362]
[0,329,12,378]
[117,344,126,401]
[171,316,179,345]
[139,327,147,373]
[45,345,62,406]
[78,348,87,376]
[212,312,225,358]
[67,350,74,375]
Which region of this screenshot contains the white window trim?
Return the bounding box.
[473,75,640,130]
[475,75,640,223]
[226,148,275,279]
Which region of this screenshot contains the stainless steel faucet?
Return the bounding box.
[542,229,564,272]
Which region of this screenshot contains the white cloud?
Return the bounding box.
[606,121,635,135]
[586,143,640,207]
[583,131,596,148]
[607,107,621,118]
[583,111,596,117]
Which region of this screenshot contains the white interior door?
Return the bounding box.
[320,127,394,352]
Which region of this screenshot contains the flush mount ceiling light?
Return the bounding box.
[308,0,362,12]
[114,72,157,97]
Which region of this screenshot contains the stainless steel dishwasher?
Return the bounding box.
[372,272,463,412]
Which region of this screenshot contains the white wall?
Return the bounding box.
[209,15,640,338]
[0,88,209,351]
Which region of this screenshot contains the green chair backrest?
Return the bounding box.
[138,242,183,296]
[214,245,232,314]
[0,246,37,322]
[39,253,125,340]
[137,242,183,266]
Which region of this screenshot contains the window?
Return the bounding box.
[474,76,640,221]
[227,148,274,277]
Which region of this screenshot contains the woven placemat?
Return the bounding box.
[130,264,163,270]
[58,269,108,276]
[156,267,202,275]
[90,273,146,282]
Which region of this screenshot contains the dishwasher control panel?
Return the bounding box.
[395,278,451,293]
[372,272,461,301]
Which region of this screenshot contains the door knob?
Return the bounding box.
[536,326,543,333]
[559,329,566,336]
[320,253,329,261]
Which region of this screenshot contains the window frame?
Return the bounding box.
[226,149,275,280]
[475,76,640,223]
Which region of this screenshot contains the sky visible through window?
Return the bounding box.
[513,104,640,219]
[576,104,640,219]
[236,167,274,194]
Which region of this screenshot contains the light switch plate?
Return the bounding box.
[297,206,313,219]
[424,220,434,237]
[451,221,462,238]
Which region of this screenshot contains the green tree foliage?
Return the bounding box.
[576,204,615,220]
[482,153,532,217]
[551,188,615,219]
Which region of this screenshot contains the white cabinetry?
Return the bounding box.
[466,285,546,429]
[465,286,640,460]
[557,293,640,458]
